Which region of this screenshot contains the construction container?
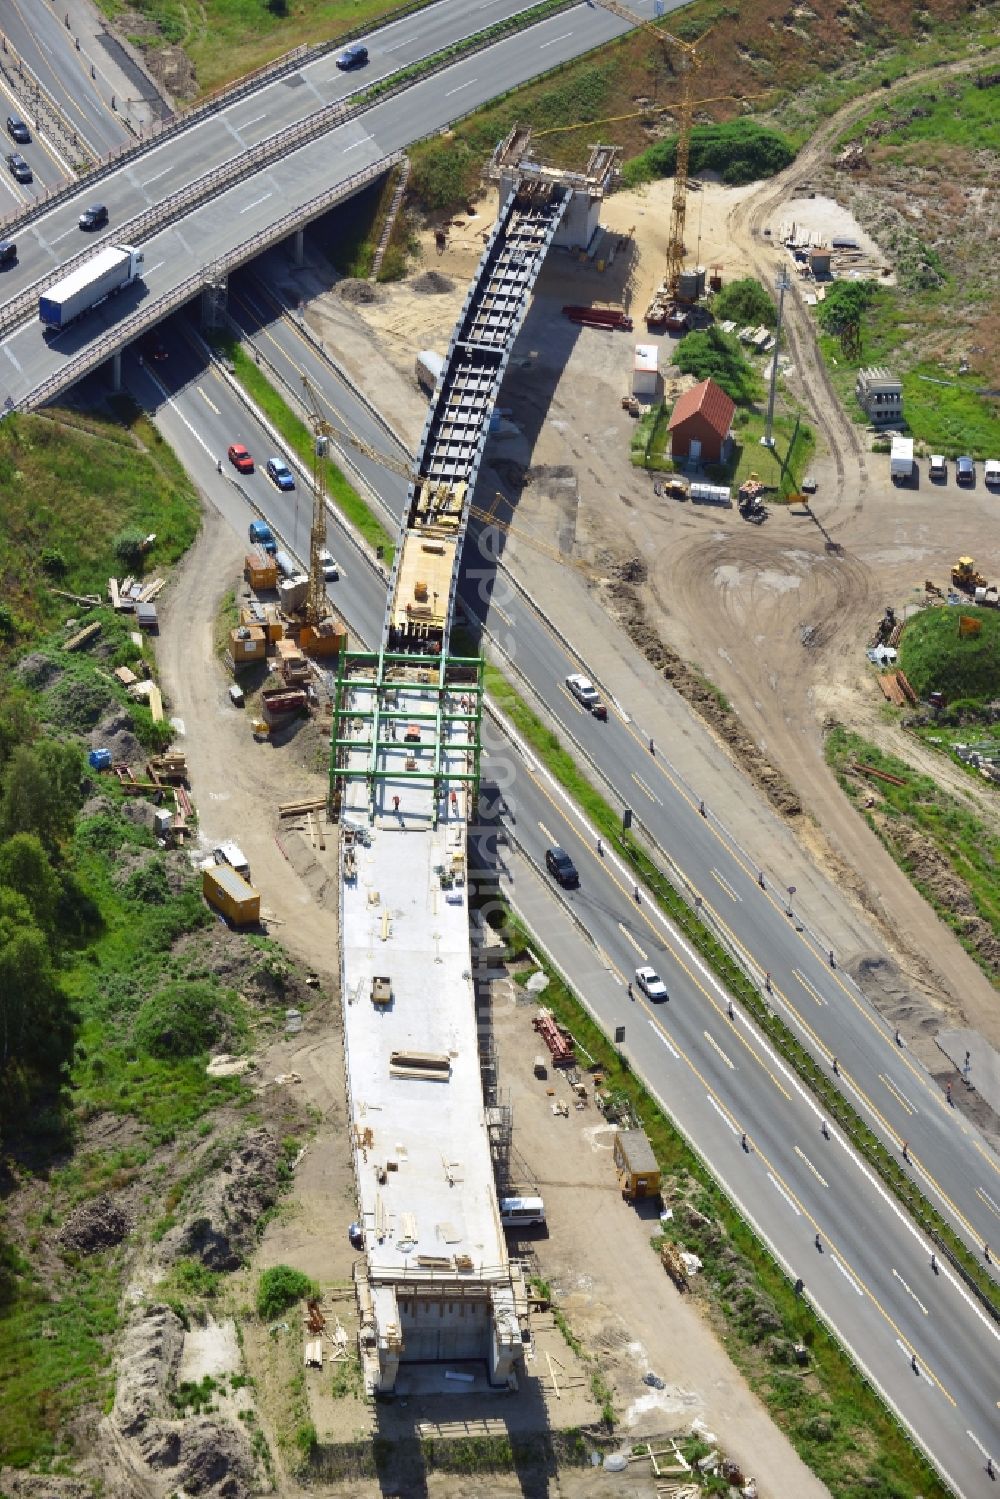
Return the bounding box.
[240,603,283,643]
[613,1127,661,1201]
[632,343,659,397]
[136,602,158,632]
[261,686,308,724]
[244,551,277,591]
[229,624,266,664]
[203,864,260,927]
[300,617,346,658]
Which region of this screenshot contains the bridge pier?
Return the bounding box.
[110,350,122,393]
[291,227,305,268]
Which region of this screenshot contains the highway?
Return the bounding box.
[218,254,1000,1286]
[0,0,665,406]
[130,320,1000,1492]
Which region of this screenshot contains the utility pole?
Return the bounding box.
[761,269,790,450]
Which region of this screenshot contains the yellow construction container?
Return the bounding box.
[229,624,266,664]
[244,551,277,591]
[300,618,346,658]
[613,1127,661,1201]
[203,864,260,927]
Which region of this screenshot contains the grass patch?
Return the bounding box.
[105,0,438,97]
[727,409,816,496]
[0,1253,120,1465]
[0,408,200,657]
[488,898,949,1498]
[485,667,1000,1294]
[330,1350,363,1399]
[825,725,1000,984]
[209,334,395,567]
[898,604,1000,703]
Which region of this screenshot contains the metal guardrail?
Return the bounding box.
[19,152,403,411]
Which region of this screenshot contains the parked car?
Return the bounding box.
[336,42,369,69]
[228,442,254,474]
[984,459,1000,489]
[956,456,975,486]
[78,203,109,231]
[0,240,16,268]
[928,454,947,480]
[545,846,579,889]
[801,474,817,493]
[565,672,608,719]
[265,456,295,491]
[6,152,31,183]
[634,965,668,1002]
[6,116,30,144]
[248,519,277,554]
[318,547,339,580]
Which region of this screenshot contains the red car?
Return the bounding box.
[228,443,254,474]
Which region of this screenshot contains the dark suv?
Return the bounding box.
[79,204,109,231]
[0,240,16,268]
[6,153,31,183]
[336,42,369,69]
[545,846,579,889]
[6,116,30,144]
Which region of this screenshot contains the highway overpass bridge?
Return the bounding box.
[0,0,655,414]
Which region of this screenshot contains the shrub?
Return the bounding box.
[623,120,795,189]
[122,859,171,906]
[711,276,776,329]
[675,326,759,403]
[256,1264,318,1320]
[113,528,149,572]
[133,980,238,1059]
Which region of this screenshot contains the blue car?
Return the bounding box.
[266,456,295,491]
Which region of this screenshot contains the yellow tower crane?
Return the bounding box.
[300,373,344,627]
[590,0,713,297]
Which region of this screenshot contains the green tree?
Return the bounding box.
[712,277,776,330]
[0,889,74,1125]
[816,279,877,337]
[133,980,239,1059]
[675,327,759,403]
[0,834,60,936]
[256,1264,319,1320]
[0,740,83,849]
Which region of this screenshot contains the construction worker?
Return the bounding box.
[832,1056,839,1075]
[727,999,734,1021]
[741,1132,748,1152]
[930,1253,938,1273]
[815,1233,822,1253]
[627,981,634,1001]
[758,870,765,889]
[699,799,706,817]
[828,948,836,968]
[596,836,603,857]
[764,972,772,993]
[217,457,223,473]
[985,1243,992,1265]
[902,1140,910,1163]
[946,1081,952,1105]
[911,1352,919,1375]
[986,1456,995,1480]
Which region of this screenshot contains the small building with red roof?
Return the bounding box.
[667,378,736,466]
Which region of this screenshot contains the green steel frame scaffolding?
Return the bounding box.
[329,648,484,826]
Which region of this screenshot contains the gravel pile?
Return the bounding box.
[58,1194,131,1256]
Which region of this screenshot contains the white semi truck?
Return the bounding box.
[39,245,144,330]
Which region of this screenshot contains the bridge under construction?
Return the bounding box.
[331,139,618,1395]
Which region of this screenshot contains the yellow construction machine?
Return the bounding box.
[951,557,987,593]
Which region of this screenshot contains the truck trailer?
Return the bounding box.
[890,435,914,484]
[39,245,145,329]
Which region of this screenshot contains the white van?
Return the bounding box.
[929,454,947,480]
[214,841,250,880]
[499,1196,546,1228]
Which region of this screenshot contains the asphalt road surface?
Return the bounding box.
[126,327,1000,1494]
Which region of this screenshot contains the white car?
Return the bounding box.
[318,548,339,580]
[635,965,668,1001]
[801,474,817,493]
[565,673,606,717]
